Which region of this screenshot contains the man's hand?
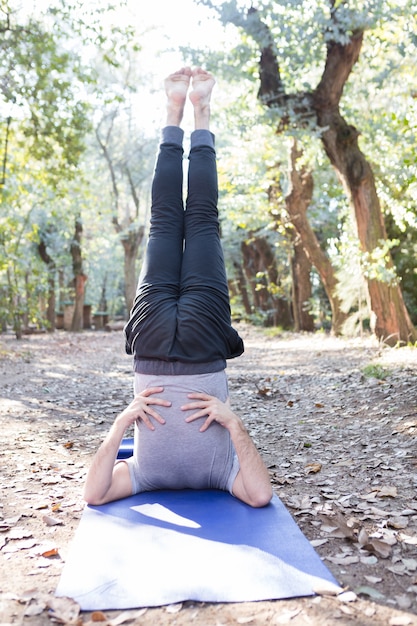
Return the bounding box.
[182,391,272,508]
[181,393,240,432]
[117,387,171,431]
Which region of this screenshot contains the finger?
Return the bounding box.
[138,413,156,431]
[184,409,210,423]
[145,408,166,425]
[198,417,212,432]
[186,392,212,401]
[181,401,209,411]
[184,411,212,431]
[146,398,171,407]
[140,387,164,397]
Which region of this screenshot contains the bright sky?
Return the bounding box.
[28,0,240,133]
[124,0,232,133]
[128,0,224,65]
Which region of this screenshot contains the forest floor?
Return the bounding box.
[1,325,417,626]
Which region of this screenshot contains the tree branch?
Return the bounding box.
[95,117,121,231]
[246,8,284,102]
[235,4,363,121]
[314,34,363,109]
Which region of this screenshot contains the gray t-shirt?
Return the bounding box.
[124,371,240,494]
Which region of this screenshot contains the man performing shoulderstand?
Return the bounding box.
[84,67,272,508]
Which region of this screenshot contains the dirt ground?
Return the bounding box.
[1,325,417,626]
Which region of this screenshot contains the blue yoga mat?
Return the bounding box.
[56,489,340,610]
[116,437,134,459]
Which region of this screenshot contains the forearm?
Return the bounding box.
[228,419,272,507]
[83,418,127,504]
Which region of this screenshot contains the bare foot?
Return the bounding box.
[189,68,215,129]
[189,67,215,108]
[164,67,192,126]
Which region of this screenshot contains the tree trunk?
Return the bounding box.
[121,227,145,314]
[96,123,146,317]
[290,236,314,332]
[241,235,292,327]
[7,266,22,339]
[235,6,417,346]
[57,269,65,313]
[38,239,56,331]
[284,140,348,334]
[233,260,252,316]
[317,111,416,344]
[70,216,86,332]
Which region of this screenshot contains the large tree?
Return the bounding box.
[0,0,92,335]
[203,0,417,345]
[0,0,144,333]
[268,139,348,334]
[95,110,156,315]
[0,1,91,185]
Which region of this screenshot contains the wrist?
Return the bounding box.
[226,416,246,437]
[113,413,131,434]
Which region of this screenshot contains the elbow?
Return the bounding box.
[84,495,100,506]
[83,487,105,507]
[248,486,273,508]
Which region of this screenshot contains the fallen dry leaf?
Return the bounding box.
[46,595,80,624]
[395,595,413,610]
[41,547,59,558]
[312,581,343,596]
[321,511,357,540]
[339,605,354,615]
[7,527,33,540]
[275,609,302,624]
[1,515,21,529]
[402,558,417,572]
[363,606,377,617]
[355,585,385,600]
[42,515,63,527]
[365,575,383,584]
[327,555,360,565]
[34,503,49,510]
[389,616,413,626]
[2,322,417,626]
[337,590,357,602]
[377,485,398,498]
[91,611,108,621]
[310,538,328,547]
[41,477,61,485]
[360,537,393,559]
[109,609,148,626]
[388,516,409,529]
[399,533,417,546]
[24,601,47,617]
[305,462,322,474]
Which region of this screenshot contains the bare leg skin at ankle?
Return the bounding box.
[164,67,192,127]
[189,67,216,130]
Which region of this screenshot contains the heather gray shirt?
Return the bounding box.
[124,371,239,494]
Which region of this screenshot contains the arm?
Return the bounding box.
[182,393,273,508]
[83,387,171,506]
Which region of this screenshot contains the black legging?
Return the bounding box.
[124,131,244,365]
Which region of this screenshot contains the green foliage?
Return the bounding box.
[0,1,93,185]
[1,0,416,336]
[216,111,294,321]
[0,0,147,334]
[386,213,417,323]
[361,363,391,379]
[195,0,417,333]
